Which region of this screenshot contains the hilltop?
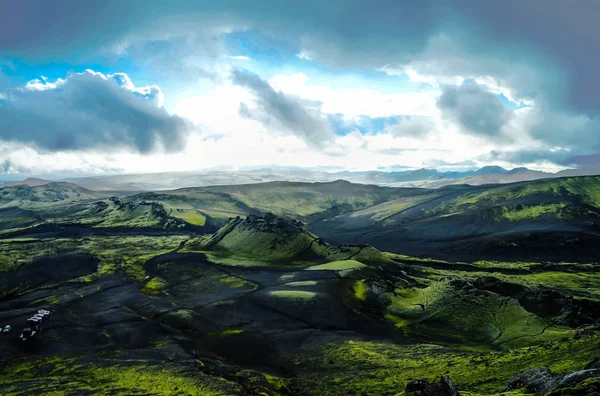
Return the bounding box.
[308,176,600,260]
[185,212,390,267]
[0,182,103,208]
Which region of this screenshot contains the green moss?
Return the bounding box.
[268,290,318,300]
[381,279,572,347]
[208,328,245,337]
[264,374,291,393]
[297,332,600,395]
[165,206,207,226]
[307,260,367,271]
[31,295,62,306]
[219,275,253,288]
[1,353,247,395]
[287,281,318,286]
[352,280,369,301]
[499,203,567,221]
[141,277,168,295]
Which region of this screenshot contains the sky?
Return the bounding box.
[1,0,599,178]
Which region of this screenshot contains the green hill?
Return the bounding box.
[0,182,103,208]
[4,177,600,260]
[185,212,392,267]
[308,176,600,260]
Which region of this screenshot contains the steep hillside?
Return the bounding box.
[71,197,197,229]
[198,180,431,217]
[185,213,392,266]
[119,180,436,230]
[309,177,600,260]
[186,213,333,265]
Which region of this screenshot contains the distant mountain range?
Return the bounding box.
[3,165,600,191]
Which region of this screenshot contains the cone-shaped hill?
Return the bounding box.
[185,213,392,267]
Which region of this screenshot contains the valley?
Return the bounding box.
[1,177,600,395]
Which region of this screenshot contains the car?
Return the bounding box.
[2,325,11,333]
[19,327,36,341]
[26,319,42,331]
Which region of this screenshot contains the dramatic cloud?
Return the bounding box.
[2,1,599,112]
[0,70,190,153]
[232,69,335,148]
[2,1,600,173]
[437,83,512,137]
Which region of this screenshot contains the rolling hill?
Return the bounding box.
[55,165,600,191]
[0,182,103,208]
[308,177,600,260]
[3,176,600,261]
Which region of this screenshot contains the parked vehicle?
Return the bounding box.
[19,327,36,341]
[2,325,11,333]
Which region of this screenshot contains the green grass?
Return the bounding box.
[164,204,207,226]
[296,332,600,395]
[381,279,572,348]
[429,177,600,219]
[499,203,567,221]
[268,290,318,300]
[0,235,188,281]
[141,277,168,295]
[287,281,318,286]
[352,280,369,301]
[208,328,245,337]
[0,357,240,396]
[307,260,366,271]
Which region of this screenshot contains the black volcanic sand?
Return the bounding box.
[2,247,600,395]
[0,251,406,393]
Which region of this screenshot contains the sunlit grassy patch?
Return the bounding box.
[1,357,239,396]
[166,206,206,226]
[352,280,369,301]
[499,203,567,221]
[141,277,168,295]
[208,328,245,337]
[307,260,367,271]
[287,280,318,286]
[268,290,318,300]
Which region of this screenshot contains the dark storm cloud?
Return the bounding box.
[3,0,600,167]
[232,69,334,148]
[2,1,598,114]
[453,0,600,115]
[563,153,600,168]
[438,83,512,137]
[0,71,190,153]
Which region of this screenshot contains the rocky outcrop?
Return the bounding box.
[506,362,600,395]
[470,276,600,327]
[241,213,305,237]
[505,367,562,396]
[405,376,459,396]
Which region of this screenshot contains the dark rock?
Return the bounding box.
[405,376,459,396]
[239,213,306,237]
[585,358,600,370]
[505,367,562,396]
[557,369,600,389]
